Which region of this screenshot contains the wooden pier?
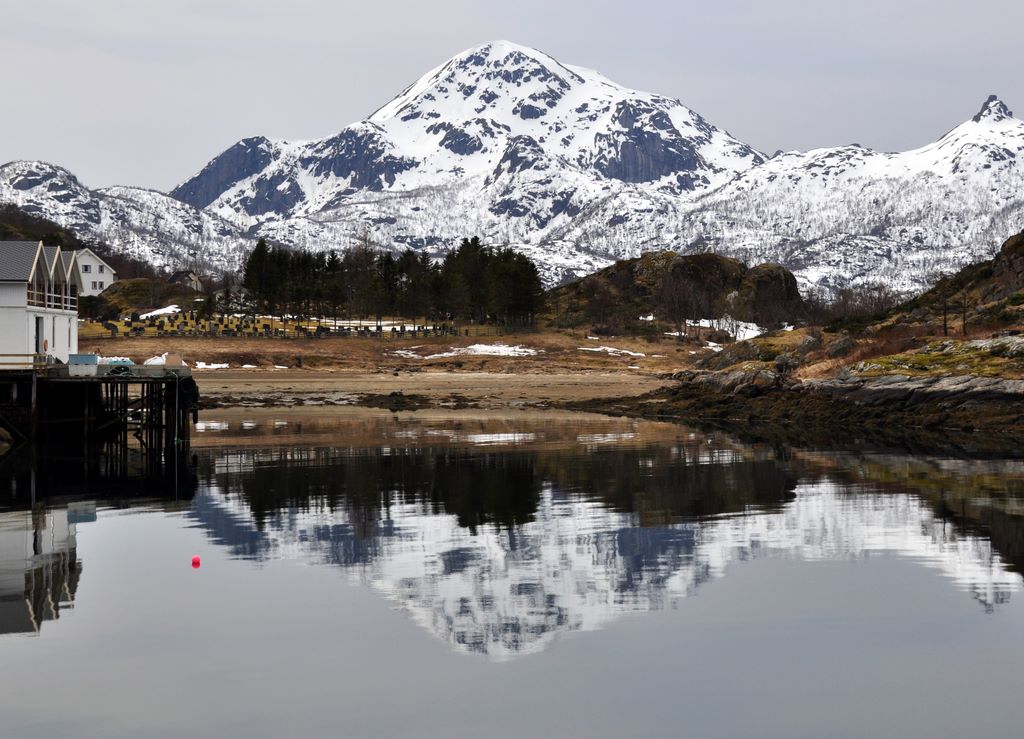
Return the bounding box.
[0,363,198,483]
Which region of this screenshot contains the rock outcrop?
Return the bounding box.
[549,250,807,330]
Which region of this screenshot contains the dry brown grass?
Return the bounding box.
[795,327,921,379]
[795,323,1024,380]
[84,329,709,376]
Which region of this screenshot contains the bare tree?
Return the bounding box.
[658,270,692,340]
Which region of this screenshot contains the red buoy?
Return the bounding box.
[191,555,201,569]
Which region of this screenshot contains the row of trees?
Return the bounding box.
[239,237,545,326]
[803,283,904,325]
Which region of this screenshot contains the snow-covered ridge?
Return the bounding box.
[4,40,1024,292]
[166,41,1024,291]
[0,160,250,272]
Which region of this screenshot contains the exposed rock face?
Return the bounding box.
[797,333,824,355]
[662,254,806,325]
[592,101,711,187]
[699,340,769,370]
[663,369,1024,407]
[666,252,748,293]
[551,250,807,330]
[735,263,806,324]
[170,137,276,210]
[806,374,1024,408]
[973,94,1013,124]
[301,125,418,194]
[826,333,856,358]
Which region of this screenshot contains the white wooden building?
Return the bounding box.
[0,241,80,363]
[75,247,117,297]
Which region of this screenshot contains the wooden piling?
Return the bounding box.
[0,367,196,482]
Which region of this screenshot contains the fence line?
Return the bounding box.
[79,318,538,341]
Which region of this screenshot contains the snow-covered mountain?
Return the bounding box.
[174,41,762,216]
[168,40,763,281]
[4,40,1024,292]
[562,94,1024,293]
[0,160,251,271]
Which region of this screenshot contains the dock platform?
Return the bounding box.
[0,364,198,482]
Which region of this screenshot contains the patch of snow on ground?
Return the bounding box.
[664,316,773,342]
[578,346,646,357]
[140,305,181,319]
[423,343,540,359]
[638,314,654,321]
[241,364,257,368]
[195,361,229,370]
[273,365,289,369]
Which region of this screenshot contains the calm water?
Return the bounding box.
[3,410,1024,738]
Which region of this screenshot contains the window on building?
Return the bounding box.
[82,264,91,273]
[98,281,104,289]
[98,265,105,274]
[91,281,97,290]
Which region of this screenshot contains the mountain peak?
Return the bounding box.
[972,94,1013,123]
[368,40,584,124]
[460,39,547,60]
[450,40,568,72]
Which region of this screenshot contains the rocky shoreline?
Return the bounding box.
[569,369,1024,454]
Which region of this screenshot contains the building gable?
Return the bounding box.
[77,247,117,278]
[60,251,82,291]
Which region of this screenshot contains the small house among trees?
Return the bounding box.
[168,270,203,292]
[75,247,118,297]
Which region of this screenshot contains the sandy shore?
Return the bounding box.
[195,369,670,410]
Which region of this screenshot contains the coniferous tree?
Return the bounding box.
[242,238,271,311]
[234,234,541,330]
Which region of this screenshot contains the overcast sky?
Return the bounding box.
[2,0,1020,191]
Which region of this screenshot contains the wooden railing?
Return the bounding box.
[0,354,48,370]
[26,288,78,310]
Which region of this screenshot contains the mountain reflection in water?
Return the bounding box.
[187,439,1024,659]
